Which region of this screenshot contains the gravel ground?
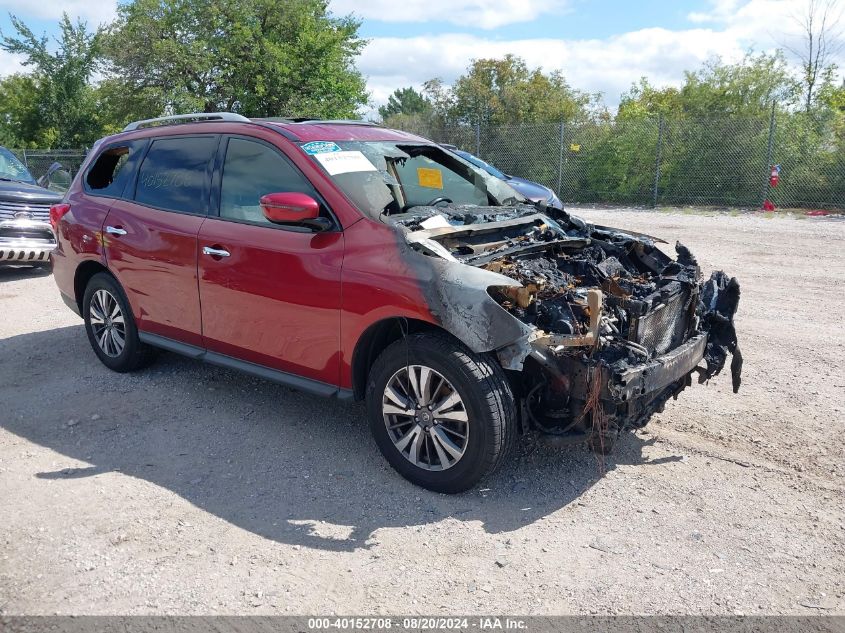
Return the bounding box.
[0,208,843,616]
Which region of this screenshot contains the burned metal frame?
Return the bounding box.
[389,200,742,449]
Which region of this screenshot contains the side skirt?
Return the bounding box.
[138,332,354,401]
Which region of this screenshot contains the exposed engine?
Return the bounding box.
[391,203,742,449]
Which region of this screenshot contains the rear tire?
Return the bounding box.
[366,332,516,493]
[82,272,156,372]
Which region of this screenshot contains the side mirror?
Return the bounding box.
[259,192,331,231]
[38,162,72,193]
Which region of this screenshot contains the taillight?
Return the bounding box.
[49,203,71,231]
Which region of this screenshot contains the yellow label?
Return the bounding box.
[417,167,444,189]
[570,143,581,152]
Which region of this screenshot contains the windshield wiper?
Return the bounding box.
[0,176,32,184]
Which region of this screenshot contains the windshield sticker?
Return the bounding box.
[417,167,444,189]
[314,150,378,175]
[301,141,342,155]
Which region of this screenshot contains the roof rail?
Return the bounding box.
[123,112,251,132]
[250,117,381,127]
[299,119,382,127]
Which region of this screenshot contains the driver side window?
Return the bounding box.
[220,138,321,226]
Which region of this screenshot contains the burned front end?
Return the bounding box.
[394,205,742,450]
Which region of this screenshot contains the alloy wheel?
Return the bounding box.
[89,289,126,358]
[382,365,470,471]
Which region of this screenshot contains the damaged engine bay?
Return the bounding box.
[390,203,743,449]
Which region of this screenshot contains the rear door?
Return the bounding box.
[103,135,219,347]
[197,135,344,385]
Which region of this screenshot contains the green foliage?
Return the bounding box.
[448,55,596,125]
[619,52,801,119]
[0,0,369,146]
[386,52,844,209]
[0,14,105,147]
[680,52,801,115]
[0,74,43,147]
[102,0,368,119]
[378,87,430,120]
[618,79,683,119]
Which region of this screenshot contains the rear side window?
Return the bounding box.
[134,136,218,214]
[219,137,323,226]
[85,140,146,197]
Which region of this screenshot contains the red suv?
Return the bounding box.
[52,113,742,492]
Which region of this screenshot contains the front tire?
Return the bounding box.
[366,333,516,493]
[82,272,156,372]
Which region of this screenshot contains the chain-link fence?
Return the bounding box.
[8,109,845,210]
[393,109,845,210]
[10,149,88,182]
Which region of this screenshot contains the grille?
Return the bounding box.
[632,290,691,355]
[0,200,51,222]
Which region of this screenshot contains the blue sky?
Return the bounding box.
[355,0,701,40]
[0,0,829,112]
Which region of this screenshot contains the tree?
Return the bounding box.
[0,74,43,147]
[378,87,430,120]
[448,55,594,125]
[617,78,683,119]
[682,52,802,115]
[618,52,801,119]
[783,0,843,112]
[102,0,369,119]
[0,14,105,147]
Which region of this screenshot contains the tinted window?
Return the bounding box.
[220,138,321,225]
[86,140,146,197]
[134,136,217,213]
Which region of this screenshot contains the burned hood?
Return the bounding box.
[387,202,742,392]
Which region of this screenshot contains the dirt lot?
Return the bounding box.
[1,208,843,616]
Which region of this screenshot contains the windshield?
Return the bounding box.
[454,150,507,180]
[0,148,36,185]
[300,141,524,219]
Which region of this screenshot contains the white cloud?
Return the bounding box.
[0,50,25,75]
[331,0,568,30]
[0,0,117,27]
[360,0,845,114]
[360,27,746,113]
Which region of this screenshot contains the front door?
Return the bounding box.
[197,135,344,385]
[104,135,218,347]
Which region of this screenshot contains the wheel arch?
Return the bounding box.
[73,260,111,313]
[351,317,467,401]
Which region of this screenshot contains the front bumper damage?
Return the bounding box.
[393,204,742,449]
[0,220,56,264]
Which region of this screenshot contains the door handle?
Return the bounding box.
[202,246,231,258]
[105,226,127,236]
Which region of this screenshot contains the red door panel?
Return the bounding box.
[104,199,204,346]
[197,218,344,384]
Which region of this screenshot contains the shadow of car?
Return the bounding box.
[0,324,680,551]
